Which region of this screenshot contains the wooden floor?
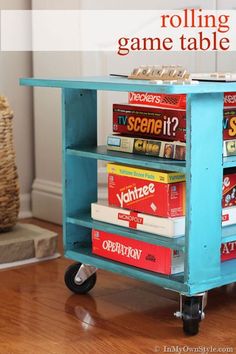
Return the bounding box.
[1,219,236,354]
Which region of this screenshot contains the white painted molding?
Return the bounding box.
[33,179,62,198]
[19,193,32,219]
[98,165,107,201]
[32,179,63,224]
[32,167,107,224]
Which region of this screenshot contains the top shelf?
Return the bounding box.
[20,76,236,94]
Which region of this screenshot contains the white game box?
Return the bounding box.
[91,202,185,237]
[91,202,236,237]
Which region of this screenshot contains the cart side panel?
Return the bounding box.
[62,88,97,251]
[185,92,224,291]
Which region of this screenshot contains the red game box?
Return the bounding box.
[222,170,236,207]
[221,241,236,262]
[113,104,186,142]
[118,92,236,142]
[92,230,236,274]
[92,229,184,275]
[223,109,236,140]
[128,92,236,109]
[224,92,236,108]
[128,92,187,110]
[107,163,186,218]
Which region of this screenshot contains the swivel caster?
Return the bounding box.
[174,292,207,335]
[64,262,97,294]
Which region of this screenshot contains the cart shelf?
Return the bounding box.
[67,146,186,172]
[67,213,185,250]
[66,246,236,296]
[223,156,236,169]
[66,213,236,251]
[65,246,236,295]
[65,247,186,293]
[67,146,236,171]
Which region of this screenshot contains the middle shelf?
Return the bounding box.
[67,145,236,171]
[67,145,186,172]
[67,212,236,251]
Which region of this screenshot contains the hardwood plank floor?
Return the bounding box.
[0,218,235,354]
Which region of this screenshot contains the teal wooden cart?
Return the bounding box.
[20,76,236,335]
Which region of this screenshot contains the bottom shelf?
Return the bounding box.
[65,247,187,293]
[65,248,236,295]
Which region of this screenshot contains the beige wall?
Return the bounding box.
[0,0,33,217]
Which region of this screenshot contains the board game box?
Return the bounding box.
[223,139,236,157]
[107,163,186,218]
[113,104,186,142]
[91,202,185,237]
[91,229,236,275]
[128,92,187,110]
[222,170,236,208]
[221,241,236,261]
[107,135,186,160]
[92,229,184,275]
[128,91,236,109]
[223,109,236,140]
[92,202,236,236]
[113,96,236,143]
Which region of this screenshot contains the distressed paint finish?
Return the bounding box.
[185,93,224,289]
[62,88,97,251]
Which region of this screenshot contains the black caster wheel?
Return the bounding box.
[64,262,97,294]
[182,296,202,336]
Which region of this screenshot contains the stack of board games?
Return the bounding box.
[108,93,187,160]
[91,163,236,275]
[92,88,236,275]
[91,164,186,275]
[107,91,236,159]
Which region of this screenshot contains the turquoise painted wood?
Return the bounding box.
[67,213,185,251]
[62,88,97,251]
[67,146,186,172]
[20,76,236,296]
[20,76,236,94]
[65,249,186,293]
[185,93,224,287]
[67,213,236,250]
[223,156,236,168]
[188,258,236,295]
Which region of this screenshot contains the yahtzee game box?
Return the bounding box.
[107,163,186,218]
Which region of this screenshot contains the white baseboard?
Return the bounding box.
[32,169,107,225]
[19,194,32,219]
[32,179,63,225]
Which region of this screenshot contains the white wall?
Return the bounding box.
[32,0,227,224]
[0,0,33,218]
[31,0,81,223]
